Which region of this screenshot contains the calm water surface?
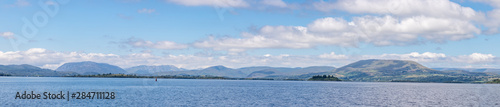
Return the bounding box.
[1,77,500,106]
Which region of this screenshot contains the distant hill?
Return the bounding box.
[126,65,186,74]
[320,59,491,82]
[238,66,287,75]
[56,61,126,75]
[156,65,335,78]
[0,64,77,76]
[334,59,440,77]
[157,65,247,77]
[433,68,500,74]
[246,66,336,78]
[247,70,279,78]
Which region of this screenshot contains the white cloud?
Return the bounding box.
[0,48,120,69]
[260,0,287,8]
[362,52,497,65]
[137,8,155,14]
[470,0,500,34]
[453,53,496,63]
[160,0,493,36]
[194,15,480,52]
[319,52,348,59]
[126,38,188,50]
[193,34,313,53]
[372,52,447,62]
[481,9,500,34]
[308,17,349,32]
[314,0,482,20]
[165,0,249,7]
[311,0,500,35]
[0,32,15,39]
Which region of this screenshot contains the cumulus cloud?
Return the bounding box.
[469,0,500,34]
[362,52,497,65]
[165,0,249,7]
[125,37,188,50]
[193,34,313,53]
[317,0,500,35]
[314,0,482,20]
[137,8,155,14]
[371,52,447,62]
[160,0,494,36]
[319,52,348,59]
[0,48,120,69]
[480,9,500,34]
[452,53,496,63]
[0,32,15,39]
[194,15,480,52]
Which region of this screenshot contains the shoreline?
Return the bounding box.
[1,76,494,84]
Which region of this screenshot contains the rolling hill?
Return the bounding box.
[313,59,491,82]
[0,64,77,76]
[56,61,126,75]
[433,68,500,74]
[246,66,336,78]
[157,65,247,77]
[126,65,186,74]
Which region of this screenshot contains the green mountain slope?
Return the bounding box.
[56,61,126,75]
[0,64,77,76]
[329,59,491,82]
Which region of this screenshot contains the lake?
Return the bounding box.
[1,77,500,106]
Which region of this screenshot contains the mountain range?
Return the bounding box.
[1,60,499,82]
[155,65,335,78]
[125,65,186,74]
[0,64,77,76]
[432,68,500,74]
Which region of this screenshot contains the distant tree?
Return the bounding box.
[309,75,341,81]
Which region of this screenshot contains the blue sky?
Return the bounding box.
[1,0,500,69]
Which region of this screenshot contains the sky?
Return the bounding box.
[1,0,500,70]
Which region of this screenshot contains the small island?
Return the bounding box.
[308,75,341,81]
